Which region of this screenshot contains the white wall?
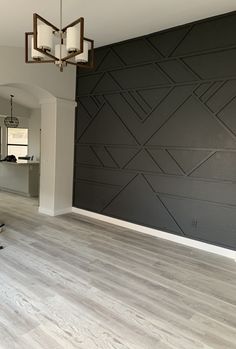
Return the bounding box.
[0,96,30,118]
[0,46,76,215]
[0,46,75,101]
[39,100,57,213]
[28,109,41,161]
[54,99,75,214]
[39,98,76,216]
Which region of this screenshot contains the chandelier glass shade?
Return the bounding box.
[25,0,94,71]
[4,95,19,128]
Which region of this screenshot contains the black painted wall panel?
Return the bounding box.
[74,11,236,250]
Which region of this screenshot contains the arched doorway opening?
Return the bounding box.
[0,81,76,217]
[0,82,54,205]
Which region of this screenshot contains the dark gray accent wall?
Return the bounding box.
[74,11,236,250]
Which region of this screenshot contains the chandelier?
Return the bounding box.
[4,95,19,128]
[25,0,94,72]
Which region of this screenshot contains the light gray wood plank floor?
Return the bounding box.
[0,190,235,349]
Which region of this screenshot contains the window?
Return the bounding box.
[7,128,28,159]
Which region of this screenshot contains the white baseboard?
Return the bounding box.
[38,207,54,216]
[72,207,236,260]
[39,207,72,216]
[0,186,30,197]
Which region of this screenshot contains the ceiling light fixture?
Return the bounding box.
[25,0,94,72]
[4,95,19,128]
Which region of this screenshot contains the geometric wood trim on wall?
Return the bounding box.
[74,11,236,250]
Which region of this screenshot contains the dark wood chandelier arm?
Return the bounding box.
[32,44,84,63]
[61,49,83,61]
[32,14,85,62]
[33,13,59,35]
[62,17,84,33]
[25,2,94,71]
[25,32,31,63]
[61,17,84,61]
[67,38,94,69]
[34,49,59,61]
[25,32,55,63]
[33,14,60,61]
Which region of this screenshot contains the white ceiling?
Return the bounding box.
[0,0,235,49]
[0,85,40,109]
[0,0,235,108]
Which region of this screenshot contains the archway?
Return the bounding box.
[0,46,76,215]
[0,81,76,216]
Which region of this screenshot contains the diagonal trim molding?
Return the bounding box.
[75,11,236,251]
[72,207,236,260]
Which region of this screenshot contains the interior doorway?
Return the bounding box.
[0,83,53,209]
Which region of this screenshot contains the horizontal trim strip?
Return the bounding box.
[77,78,236,98]
[79,47,236,78]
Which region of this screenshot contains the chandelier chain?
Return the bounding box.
[60,0,62,31]
[10,95,13,120]
[60,0,62,61]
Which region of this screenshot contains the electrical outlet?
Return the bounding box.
[192,218,197,228]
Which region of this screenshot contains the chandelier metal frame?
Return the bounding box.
[25,0,94,71]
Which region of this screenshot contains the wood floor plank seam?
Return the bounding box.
[0,190,235,348]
